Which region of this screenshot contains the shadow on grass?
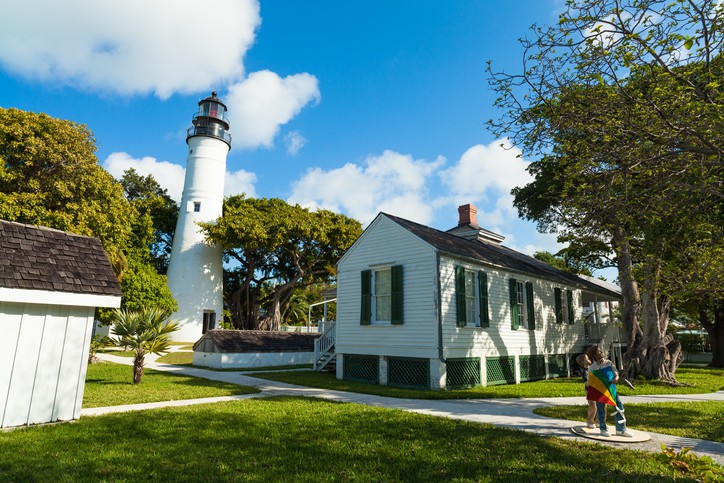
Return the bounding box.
[0,397,702,481]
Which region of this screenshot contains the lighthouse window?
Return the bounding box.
[194,202,201,212]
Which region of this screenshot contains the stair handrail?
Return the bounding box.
[314,320,336,370]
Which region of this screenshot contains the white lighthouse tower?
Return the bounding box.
[166,91,231,342]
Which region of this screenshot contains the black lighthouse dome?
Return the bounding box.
[186,91,232,147]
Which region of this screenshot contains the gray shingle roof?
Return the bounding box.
[382,213,620,299]
[194,329,318,353]
[0,220,122,297]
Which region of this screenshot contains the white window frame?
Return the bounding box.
[517,281,528,329]
[464,270,479,327]
[372,267,392,325]
[561,289,569,324]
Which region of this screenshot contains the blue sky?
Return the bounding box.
[0,1,612,277]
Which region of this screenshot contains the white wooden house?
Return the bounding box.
[0,220,122,428]
[321,204,622,390]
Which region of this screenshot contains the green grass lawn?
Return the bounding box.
[247,366,724,400]
[98,349,135,358]
[534,401,724,443]
[155,351,194,365]
[82,362,259,407]
[1,397,717,482]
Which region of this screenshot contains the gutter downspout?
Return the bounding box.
[437,250,446,364]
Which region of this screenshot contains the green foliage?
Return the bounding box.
[98,256,177,325]
[0,109,179,321]
[117,257,177,314]
[110,308,179,384]
[660,445,724,482]
[88,335,112,364]
[487,0,724,378]
[676,333,709,353]
[202,196,361,330]
[82,362,258,407]
[119,168,178,274]
[0,107,133,262]
[0,397,696,481]
[533,250,592,276]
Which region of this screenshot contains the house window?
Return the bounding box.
[465,271,476,325]
[561,290,569,323]
[194,202,201,212]
[455,266,489,328]
[374,268,392,322]
[361,265,403,325]
[566,289,575,324]
[509,278,535,330]
[517,281,527,329]
[556,287,575,324]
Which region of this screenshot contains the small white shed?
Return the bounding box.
[0,220,121,428]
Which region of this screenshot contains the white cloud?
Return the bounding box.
[102,152,256,202]
[224,169,257,198]
[225,70,320,149]
[435,139,541,247]
[288,150,444,226]
[0,0,260,98]
[439,139,531,204]
[284,131,307,156]
[103,152,186,201]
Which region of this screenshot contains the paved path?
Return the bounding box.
[88,353,724,465]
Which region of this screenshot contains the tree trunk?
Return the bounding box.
[612,227,641,347]
[613,227,646,380]
[627,257,679,382]
[133,353,145,384]
[702,301,724,368]
[230,285,243,329]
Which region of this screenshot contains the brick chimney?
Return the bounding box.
[458,203,478,227]
[448,203,505,244]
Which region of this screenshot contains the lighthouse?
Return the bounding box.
[166,91,231,342]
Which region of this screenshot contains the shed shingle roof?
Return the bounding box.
[382,213,620,299]
[0,220,122,297]
[195,330,318,353]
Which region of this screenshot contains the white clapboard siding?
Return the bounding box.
[337,215,439,358]
[439,256,585,359]
[1,302,95,428]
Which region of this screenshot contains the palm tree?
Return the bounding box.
[110,307,179,384]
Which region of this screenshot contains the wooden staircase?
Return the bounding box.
[314,321,336,371]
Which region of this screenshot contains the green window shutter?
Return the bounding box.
[478,271,489,328]
[360,270,371,325]
[455,265,466,327]
[509,278,519,330]
[567,289,575,324]
[391,265,404,325]
[554,288,563,324]
[525,281,535,330]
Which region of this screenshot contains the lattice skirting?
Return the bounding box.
[388,357,430,390]
[519,354,546,382]
[486,356,516,386]
[446,358,481,389]
[342,354,379,384]
[547,354,568,378]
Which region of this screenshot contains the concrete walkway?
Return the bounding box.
[88,352,724,465]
